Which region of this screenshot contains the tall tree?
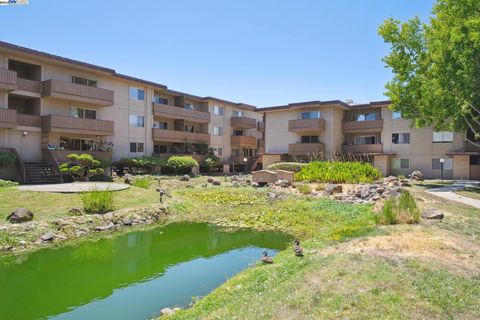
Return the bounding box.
[379,0,480,146]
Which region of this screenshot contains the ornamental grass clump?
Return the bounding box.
[131,176,155,189]
[80,188,116,214]
[378,191,420,225]
[267,162,306,172]
[295,161,381,183]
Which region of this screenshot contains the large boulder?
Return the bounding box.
[325,183,343,195]
[422,208,444,220]
[410,171,424,181]
[6,208,34,223]
[180,174,190,182]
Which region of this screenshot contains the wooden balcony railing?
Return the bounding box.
[17,78,41,93]
[152,128,210,144]
[342,120,383,133]
[153,103,210,123]
[231,116,257,129]
[288,118,325,133]
[231,135,257,148]
[42,115,114,136]
[42,79,114,106]
[0,108,18,128]
[0,69,17,91]
[288,143,325,156]
[48,150,113,163]
[342,144,383,154]
[152,153,207,162]
[17,114,41,127]
[257,122,265,132]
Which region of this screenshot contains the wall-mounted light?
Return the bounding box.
[22,131,28,137]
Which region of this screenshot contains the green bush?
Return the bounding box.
[0,152,16,167]
[118,156,165,169]
[267,162,306,172]
[0,179,18,187]
[60,154,104,182]
[298,184,312,194]
[165,156,198,174]
[131,176,154,189]
[295,161,382,183]
[80,188,116,214]
[378,191,420,225]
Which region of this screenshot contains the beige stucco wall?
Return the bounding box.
[452,155,470,180]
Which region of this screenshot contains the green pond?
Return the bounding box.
[0,223,290,320]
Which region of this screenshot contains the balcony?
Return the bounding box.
[231,116,256,129]
[16,78,41,93]
[152,128,210,144]
[231,135,257,149]
[41,115,114,136]
[0,108,17,128]
[0,69,17,91]
[17,114,41,127]
[152,153,207,162]
[42,79,114,106]
[288,143,325,156]
[48,150,113,163]
[153,103,210,123]
[342,144,383,154]
[288,118,325,133]
[257,122,265,132]
[342,120,383,133]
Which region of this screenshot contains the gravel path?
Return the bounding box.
[426,181,480,209]
[18,182,129,193]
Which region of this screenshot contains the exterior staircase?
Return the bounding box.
[23,162,62,184]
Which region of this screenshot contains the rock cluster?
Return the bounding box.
[206,177,221,186]
[6,208,34,223]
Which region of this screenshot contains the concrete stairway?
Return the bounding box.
[23,162,62,184]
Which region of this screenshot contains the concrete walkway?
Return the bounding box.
[426,181,480,209]
[18,182,129,193]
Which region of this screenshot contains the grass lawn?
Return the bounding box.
[454,187,480,200]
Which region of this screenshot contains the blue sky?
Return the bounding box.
[0,0,434,107]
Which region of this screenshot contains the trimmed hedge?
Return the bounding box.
[118,157,166,169]
[267,162,306,172]
[165,156,198,174]
[295,161,381,183]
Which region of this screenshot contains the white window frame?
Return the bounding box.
[433,131,453,143]
[392,111,402,120]
[356,112,376,121]
[153,121,168,129]
[213,126,223,136]
[185,103,195,110]
[129,142,144,153]
[130,87,145,101]
[153,96,168,105]
[391,158,410,170]
[392,133,410,144]
[70,106,97,119]
[214,147,223,156]
[300,111,320,119]
[72,76,97,87]
[232,110,244,117]
[354,135,376,145]
[214,105,224,116]
[432,158,453,170]
[129,115,145,128]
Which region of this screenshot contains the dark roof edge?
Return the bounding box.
[259,100,391,112]
[114,73,167,90]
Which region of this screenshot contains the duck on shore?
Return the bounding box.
[261,250,273,264]
[293,240,303,257]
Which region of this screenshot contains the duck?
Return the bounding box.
[293,240,303,257]
[261,250,273,264]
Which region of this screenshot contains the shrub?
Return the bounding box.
[0,152,16,167]
[378,191,420,225]
[295,161,382,183]
[267,162,306,172]
[0,179,18,187]
[118,156,165,170]
[59,154,104,182]
[131,176,154,189]
[80,188,116,214]
[165,156,198,174]
[298,184,312,194]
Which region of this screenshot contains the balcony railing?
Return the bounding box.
[48,150,113,163]
[288,143,325,156]
[288,118,325,133]
[152,153,207,162]
[17,114,41,127]
[153,103,210,123]
[42,79,114,106]
[342,144,383,154]
[17,78,41,93]
[152,128,210,144]
[342,120,383,133]
[231,116,256,129]
[231,135,257,149]
[0,69,17,91]
[0,108,18,128]
[257,122,265,132]
[42,115,114,136]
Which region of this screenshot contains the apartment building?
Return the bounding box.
[0,42,263,183]
[261,100,480,180]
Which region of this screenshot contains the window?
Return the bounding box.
[356,113,376,121]
[232,110,244,117]
[392,111,402,120]
[130,87,145,100]
[185,103,195,110]
[301,111,320,119]
[153,121,167,129]
[129,115,145,128]
[154,96,168,104]
[233,130,244,136]
[214,147,223,156]
[392,133,410,144]
[214,105,224,116]
[154,145,168,154]
[130,142,144,153]
[301,136,320,143]
[432,158,453,170]
[71,107,96,119]
[433,131,453,143]
[231,149,240,156]
[184,125,194,133]
[72,76,97,87]
[354,136,376,145]
[391,158,410,169]
[60,137,97,151]
[214,126,223,136]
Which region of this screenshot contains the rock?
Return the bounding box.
[161,308,174,316]
[41,232,54,241]
[232,182,240,188]
[212,180,221,186]
[180,174,190,182]
[186,184,194,189]
[251,182,259,188]
[245,179,252,184]
[325,183,342,195]
[123,174,133,184]
[94,222,115,231]
[422,209,444,220]
[207,177,214,183]
[278,179,290,188]
[68,207,83,216]
[384,176,398,183]
[6,208,34,223]
[376,187,385,194]
[267,192,276,200]
[410,171,424,181]
[18,240,28,246]
[122,219,132,226]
